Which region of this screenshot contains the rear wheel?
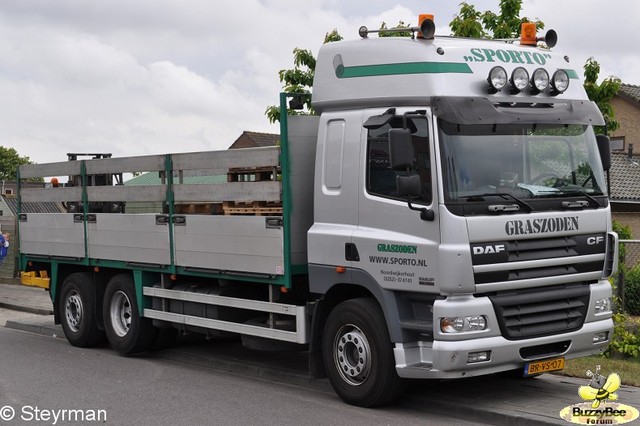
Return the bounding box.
[103,274,156,354]
[59,272,104,347]
[322,298,407,407]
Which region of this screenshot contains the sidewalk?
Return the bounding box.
[0,281,54,315]
[1,281,640,425]
[0,281,60,335]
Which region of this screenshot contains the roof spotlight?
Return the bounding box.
[510,67,529,92]
[488,66,507,93]
[530,68,549,94]
[551,69,570,94]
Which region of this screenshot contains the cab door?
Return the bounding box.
[352,107,441,292]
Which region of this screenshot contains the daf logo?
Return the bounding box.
[473,244,506,255]
[587,236,605,246]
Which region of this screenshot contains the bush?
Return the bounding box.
[624,264,640,315]
[607,313,640,359]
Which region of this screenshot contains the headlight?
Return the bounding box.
[530,68,549,93]
[441,315,487,333]
[510,67,529,92]
[487,66,507,92]
[594,297,612,314]
[551,69,570,94]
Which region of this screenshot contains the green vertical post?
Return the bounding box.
[80,161,89,265]
[165,154,176,273]
[279,93,293,288]
[16,167,23,272]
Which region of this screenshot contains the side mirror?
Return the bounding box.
[389,129,413,170]
[397,174,421,198]
[596,134,611,171]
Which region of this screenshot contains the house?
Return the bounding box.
[228,131,279,149]
[609,84,640,237]
[610,84,640,153]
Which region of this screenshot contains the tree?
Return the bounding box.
[450,0,544,39]
[0,146,33,181]
[378,21,412,38]
[583,58,621,135]
[265,30,342,123]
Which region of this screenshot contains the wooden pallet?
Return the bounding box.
[223,206,283,216]
[223,200,282,216]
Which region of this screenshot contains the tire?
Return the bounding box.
[103,274,157,354]
[59,272,105,347]
[322,298,407,407]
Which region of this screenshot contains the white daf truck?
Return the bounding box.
[18,17,616,407]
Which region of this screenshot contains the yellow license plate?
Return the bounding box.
[524,357,565,376]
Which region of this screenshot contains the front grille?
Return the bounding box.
[471,234,606,284]
[488,284,590,340]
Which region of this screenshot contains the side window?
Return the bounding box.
[365,116,432,204]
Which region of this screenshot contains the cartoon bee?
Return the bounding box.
[578,365,621,408]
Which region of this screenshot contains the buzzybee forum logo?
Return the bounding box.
[559,365,639,424]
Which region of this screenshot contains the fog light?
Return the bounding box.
[551,69,570,94]
[468,351,491,363]
[594,297,612,314]
[441,315,487,333]
[530,68,549,93]
[487,66,507,92]
[593,331,609,344]
[510,67,529,92]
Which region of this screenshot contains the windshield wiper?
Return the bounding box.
[460,192,534,212]
[556,190,603,207]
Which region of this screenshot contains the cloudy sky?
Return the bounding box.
[1,0,637,166]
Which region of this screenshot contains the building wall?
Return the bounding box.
[611,96,640,153]
[612,212,640,240]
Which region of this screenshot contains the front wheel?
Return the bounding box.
[322,298,407,407]
[103,274,156,354]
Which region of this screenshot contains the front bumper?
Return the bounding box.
[394,318,612,379]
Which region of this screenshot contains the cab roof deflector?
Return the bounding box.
[432,97,605,126]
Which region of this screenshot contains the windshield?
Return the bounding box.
[439,120,607,204]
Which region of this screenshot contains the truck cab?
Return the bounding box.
[307,17,615,401]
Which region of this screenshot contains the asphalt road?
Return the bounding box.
[0,327,486,426]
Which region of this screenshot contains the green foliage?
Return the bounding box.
[614,220,633,240]
[450,2,484,38]
[607,312,640,358]
[265,29,343,123]
[624,264,640,316]
[0,146,34,181]
[379,21,412,38]
[450,0,544,39]
[583,58,621,135]
[613,220,632,265]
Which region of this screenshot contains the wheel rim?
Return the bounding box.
[110,290,132,338]
[64,290,83,333]
[333,324,372,386]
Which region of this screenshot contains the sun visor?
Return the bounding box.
[432,97,605,126]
